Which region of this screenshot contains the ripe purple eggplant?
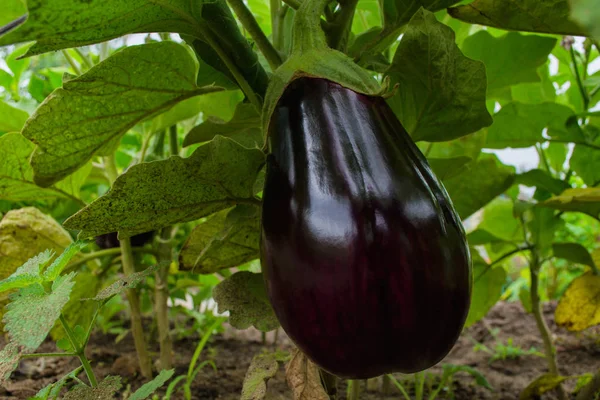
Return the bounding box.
[260,78,472,379]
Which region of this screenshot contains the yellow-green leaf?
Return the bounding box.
[519,373,569,400]
[555,272,600,331]
[538,188,600,218]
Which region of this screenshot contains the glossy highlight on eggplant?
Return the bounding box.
[260,77,472,379]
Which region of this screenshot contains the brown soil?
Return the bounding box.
[1,301,599,399]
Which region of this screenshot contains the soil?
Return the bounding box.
[1,301,599,399]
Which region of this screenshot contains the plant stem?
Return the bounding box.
[195,25,262,112]
[381,374,392,395]
[103,155,153,379]
[271,0,281,50]
[64,247,156,273]
[414,372,425,400]
[21,352,77,358]
[348,380,360,400]
[62,50,82,75]
[529,250,567,400]
[59,315,98,387]
[227,0,283,70]
[73,47,93,70]
[570,45,590,110]
[168,125,178,157]
[325,0,359,52]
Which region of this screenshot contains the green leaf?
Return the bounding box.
[0,0,26,27]
[462,32,557,96]
[515,169,570,195]
[42,241,87,282]
[443,154,516,219]
[467,229,509,245]
[22,42,223,187]
[528,207,563,252]
[64,136,265,239]
[0,133,91,202]
[0,207,73,291]
[539,188,600,218]
[570,139,600,186]
[510,64,557,105]
[183,103,262,147]
[569,0,600,40]
[485,102,579,148]
[0,0,205,57]
[427,156,472,180]
[465,253,506,327]
[442,364,492,390]
[381,0,461,32]
[0,342,21,385]
[90,264,161,301]
[519,286,533,313]
[386,9,491,142]
[213,271,279,332]
[63,375,122,400]
[546,143,568,173]
[552,243,595,267]
[448,0,587,37]
[129,369,175,400]
[519,373,569,400]
[241,353,280,400]
[477,198,524,242]
[179,205,260,273]
[0,101,28,132]
[4,272,76,351]
[420,129,487,160]
[33,366,84,400]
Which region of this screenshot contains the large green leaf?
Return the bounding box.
[466,254,506,326]
[129,369,174,400]
[0,0,203,57]
[420,129,487,160]
[539,188,600,218]
[0,101,28,132]
[386,9,492,142]
[0,0,26,27]
[447,0,588,36]
[514,169,571,195]
[4,273,76,351]
[64,136,265,239]
[462,32,557,96]
[179,205,260,273]
[528,207,563,253]
[22,42,222,187]
[0,133,91,202]
[477,197,524,242]
[213,271,279,332]
[570,139,600,186]
[552,243,595,267]
[485,102,579,148]
[443,154,515,219]
[571,0,600,40]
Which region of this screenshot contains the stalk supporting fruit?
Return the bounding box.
[260,77,472,379]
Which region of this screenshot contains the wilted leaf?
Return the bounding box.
[538,188,600,218]
[519,373,569,400]
[241,353,280,400]
[184,102,261,147]
[427,157,472,180]
[0,133,91,202]
[0,101,28,132]
[462,32,556,96]
[4,273,76,351]
[443,154,516,219]
[515,169,570,195]
[213,271,279,332]
[552,243,595,267]
[0,342,21,385]
[91,264,161,301]
[179,205,260,273]
[0,0,203,57]
[555,272,600,331]
[485,102,580,148]
[448,0,587,36]
[129,369,175,400]
[387,9,491,142]
[64,136,265,239]
[285,349,329,400]
[465,253,506,327]
[63,375,122,400]
[22,42,222,186]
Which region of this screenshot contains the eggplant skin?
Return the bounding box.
[260,77,472,379]
[95,231,154,249]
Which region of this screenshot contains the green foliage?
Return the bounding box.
[91,264,161,301]
[213,271,279,331]
[62,375,122,400]
[465,252,506,327]
[387,9,492,142]
[0,100,28,132]
[129,369,174,400]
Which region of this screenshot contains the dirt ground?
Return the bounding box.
[1,301,599,399]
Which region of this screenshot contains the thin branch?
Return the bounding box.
[64,247,157,272]
[62,50,82,75]
[326,0,359,51]
[227,0,283,70]
[474,245,533,283]
[73,47,93,70]
[21,352,77,358]
[570,45,590,110]
[549,139,600,151]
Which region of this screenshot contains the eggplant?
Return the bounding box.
[260,78,472,379]
[95,231,154,249]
